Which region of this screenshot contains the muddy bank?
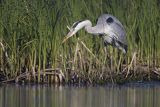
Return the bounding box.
[1,65,160,85]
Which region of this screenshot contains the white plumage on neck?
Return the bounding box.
[75,20,103,35]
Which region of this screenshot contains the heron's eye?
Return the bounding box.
[106,17,113,24]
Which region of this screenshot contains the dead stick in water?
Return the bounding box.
[1,68,64,83]
[125,52,137,78]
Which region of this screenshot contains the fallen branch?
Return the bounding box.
[125,52,137,78]
[1,68,65,83]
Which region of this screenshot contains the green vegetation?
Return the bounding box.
[0,0,160,84]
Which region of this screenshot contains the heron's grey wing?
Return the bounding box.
[97,14,124,30]
[109,18,126,45]
[97,14,127,45]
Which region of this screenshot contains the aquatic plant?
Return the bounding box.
[0,0,159,83]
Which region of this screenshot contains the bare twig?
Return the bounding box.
[80,41,101,64]
[72,38,80,70]
[125,52,137,78]
[153,68,160,75]
[67,26,71,31]
[1,68,65,83]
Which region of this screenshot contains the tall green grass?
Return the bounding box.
[0,0,160,82]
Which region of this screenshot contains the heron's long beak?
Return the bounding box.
[62,29,75,43]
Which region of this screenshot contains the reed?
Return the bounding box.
[0,0,160,83]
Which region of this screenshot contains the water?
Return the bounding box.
[0,82,160,107]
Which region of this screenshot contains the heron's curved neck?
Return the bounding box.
[78,20,92,32]
[82,20,102,35]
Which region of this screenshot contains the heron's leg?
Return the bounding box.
[104,45,112,69]
[117,49,122,72]
[103,36,113,69]
[104,45,115,84]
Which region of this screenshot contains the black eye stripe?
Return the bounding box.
[72,20,83,28]
[106,17,114,24]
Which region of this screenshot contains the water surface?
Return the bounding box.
[0,82,160,107]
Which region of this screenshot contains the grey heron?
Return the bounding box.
[62,14,127,54]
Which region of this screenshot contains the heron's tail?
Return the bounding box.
[116,41,127,54]
[124,45,128,54]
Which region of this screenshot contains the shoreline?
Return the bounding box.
[1,65,160,85]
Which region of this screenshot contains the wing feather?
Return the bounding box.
[96,14,127,45]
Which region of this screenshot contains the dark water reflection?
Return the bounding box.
[0,82,160,107]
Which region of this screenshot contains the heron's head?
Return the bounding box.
[62,20,88,43]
